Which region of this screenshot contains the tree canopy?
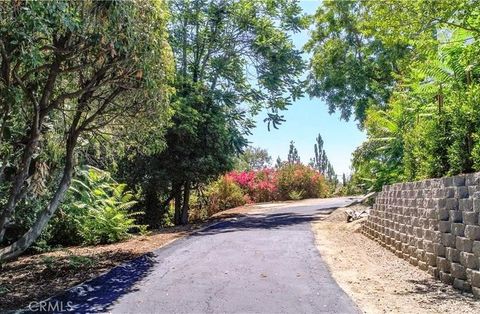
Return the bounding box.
[169,0,308,131]
[318,0,480,191]
[116,0,309,226]
[305,0,409,125]
[0,0,173,260]
[4,0,479,262]
[235,146,272,171]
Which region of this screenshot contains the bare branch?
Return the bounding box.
[78,87,123,131]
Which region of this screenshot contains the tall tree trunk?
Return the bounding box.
[0,50,62,242]
[0,126,41,242]
[0,155,8,185]
[181,13,188,78]
[181,181,190,225]
[0,134,77,261]
[144,186,162,229]
[173,184,183,225]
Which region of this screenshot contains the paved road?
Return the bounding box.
[39,197,361,314]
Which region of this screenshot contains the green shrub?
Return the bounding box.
[205,176,246,216]
[71,167,144,245]
[78,202,141,245]
[288,190,304,200]
[50,166,146,245]
[276,163,327,200]
[40,255,56,272]
[66,254,96,269]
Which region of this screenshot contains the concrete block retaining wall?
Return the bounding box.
[363,173,480,298]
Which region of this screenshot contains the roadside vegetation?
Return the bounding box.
[1,0,479,310]
[0,0,308,261]
[1,0,478,266]
[307,0,480,192]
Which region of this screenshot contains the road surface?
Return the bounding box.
[38,197,361,313]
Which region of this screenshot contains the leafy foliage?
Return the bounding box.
[288,190,304,201]
[335,0,480,191]
[311,133,337,187]
[0,0,173,260]
[202,175,247,217]
[118,82,240,226]
[235,146,272,171]
[169,0,307,130]
[305,0,409,124]
[118,0,309,227]
[276,163,327,200]
[228,168,278,202]
[69,166,143,245]
[195,163,328,217]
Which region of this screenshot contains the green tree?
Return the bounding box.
[313,134,324,172]
[346,0,480,190]
[351,101,410,191]
[287,141,300,164]
[169,0,307,130]
[305,0,409,125]
[275,156,283,169]
[129,0,308,225]
[311,133,336,185]
[235,146,272,171]
[119,82,241,226]
[326,162,337,186]
[0,1,173,261]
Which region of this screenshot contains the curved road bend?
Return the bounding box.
[40,197,361,314]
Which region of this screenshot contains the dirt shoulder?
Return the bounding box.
[0,204,259,311]
[312,205,480,314]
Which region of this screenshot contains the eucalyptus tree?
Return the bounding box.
[0,1,173,260]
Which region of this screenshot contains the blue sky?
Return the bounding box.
[247,0,366,177]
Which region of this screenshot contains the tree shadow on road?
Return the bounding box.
[15,205,342,313]
[19,253,158,314]
[193,208,336,236]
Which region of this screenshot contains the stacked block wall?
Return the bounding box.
[363,173,480,297]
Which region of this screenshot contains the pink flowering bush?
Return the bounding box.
[203,175,246,216]
[227,168,278,202]
[227,171,256,188]
[201,164,327,216]
[276,163,327,200]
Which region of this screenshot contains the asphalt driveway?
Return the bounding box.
[30,197,360,314]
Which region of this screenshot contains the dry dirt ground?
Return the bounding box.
[0,204,259,311]
[313,205,480,314]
